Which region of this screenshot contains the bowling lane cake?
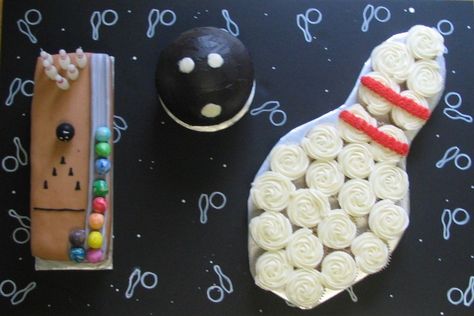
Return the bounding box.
[30,49,114,270]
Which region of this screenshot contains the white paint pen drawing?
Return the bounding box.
[113,115,128,143]
[441,208,470,240]
[90,10,119,41]
[2,137,28,173]
[250,101,287,127]
[221,9,239,36]
[443,92,472,123]
[125,267,158,299]
[346,286,358,302]
[437,19,454,36]
[146,9,176,38]
[5,78,34,106]
[17,9,42,43]
[435,146,471,171]
[296,8,322,43]
[447,276,474,307]
[199,192,227,224]
[361,4,391,33]
[0,280,36,306]
[8,209,31,245]
[206,264,233,303]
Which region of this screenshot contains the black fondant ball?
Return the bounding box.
[56,123,75,142]
[156,27,255,131]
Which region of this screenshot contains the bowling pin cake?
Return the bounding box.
[248,25,446,309]
[156,27,255,132]
[30,49,114,270]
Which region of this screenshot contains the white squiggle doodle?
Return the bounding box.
[90,10,119,41]
[146,9,176,38]
[346,286,358,302]
[443,92,472,123]
[441,208,470,240]
[199,192,227,224]
[447,276,474,307]
[361,4,391,33]
[0,280,36,305]
[437,19,454,36]
[250,101,287,127]
[296,8,322,43]
[436,146,471,171]
[17,9,42,43]
[113,115,129,143]
[125,267,158,299]
[1,137,28,173]
[221,9,239,36]
[5,78,34,106]
[206,264,234,303]
[8,209,31,245]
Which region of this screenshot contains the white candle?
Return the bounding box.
[75,47,88,69]
[59,49,71,70]
[66,64,79,80]
[43,60,58,80]
[40,50,53,64]
[55,74,70,90]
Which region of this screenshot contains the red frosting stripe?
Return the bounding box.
[339,110,409,156]
[360,76,431,120]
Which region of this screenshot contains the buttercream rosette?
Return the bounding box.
[338,104,378,143]
[270,144,310,180]
[406,60,443,98]
[317,209,357,249]
[302,124,343,161]
[287,189,330,228]
[391,90,430,131]
[338,179,376,217]
[250,211,293,251]
[255,250,293,291]
[370,124,408,163]
[406,25,444,60]
[305,160,344,196]
[351,232,389,274]
[285,269,325,309]
[369,163,409,201]
[286,228,324,269]
[321,251,357,290]
[337,143,375,179]
[371,41,414,83]
[358,72,400,116]
[369,199,409,241]
[251,171,296,212]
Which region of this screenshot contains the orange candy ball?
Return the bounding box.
[88,213,105,230]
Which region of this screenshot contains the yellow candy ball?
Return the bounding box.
[87,231,103,249]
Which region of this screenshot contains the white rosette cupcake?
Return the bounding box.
[337,143,375,179]
[338,104,378,143]
[371,41,414,83]
[321,251,357,290]
[285,269,325,309]
[287,189,330,228]
[406,25,444,60]
[317,209,357,249]
[251,171,296,212]
[369,200,409,241]
[391,90,430,130]
[369,163,409,201]
[255,250,293,291]
[286,228,324,269]
[351,232,390,274]
[338,179,376,217]
[406,60,443,98]
[250,211,293,251]
[370,124,408,163]
[305,160,344,197]
[302,124,343,161]
[358,72,400,116]
[270,144,310,180]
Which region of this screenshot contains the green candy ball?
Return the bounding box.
[93,180,109,196]
[95,142,111,157]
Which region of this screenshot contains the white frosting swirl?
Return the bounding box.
[317,209,357,249]
[406,60,443,98]
[287,189,330,228]
[371,41,414,83]
[338,104,378,143]
[286,228,324,269]
[338,179,376,217]
[370,124,408,163]
[406,25,445,60]
[337,143,375,179]
[255,250,293,290]
[270,144,310,180]
[285,269,325,309]
[305,160,344,196]
[251,171,296,212]
[250,211,293,251]
[391,90,429,131]
[369,163,409,201]
[369,199,409,241]
[302,124,343,161]
[358,72,400,116]
[321,251,357,290]
[351,232,389,274]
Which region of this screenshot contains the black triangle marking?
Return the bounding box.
[52,167,57,176]
[75,181,81,191]
[69,168,74,176]
[60,156,66,164]
[43,180,48,189]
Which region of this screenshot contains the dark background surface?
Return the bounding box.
[1,1,473,315]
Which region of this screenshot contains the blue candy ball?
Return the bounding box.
[95,127,112,142]
[95,158,111,175]
[70,247,85,262]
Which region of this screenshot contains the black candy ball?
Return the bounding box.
[56,123,75,142]
[69,229,86,247]
[156,27,255,132]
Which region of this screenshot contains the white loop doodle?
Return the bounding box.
[90,10,119,41]
[2,137,28,173]
[0,280,17,297]
[346,286,358,303]
[447,276,474,307]
[113,115,128,143]
[21,80,34,97]
[361,4,391,33]
[8,209,31,245]
[17,9,42,43]
[125,267,158,299]
[437,19,454,36]
[443,92,472,123]
[296,8,322,43]
[435,146,472,171]
[5,78,34,106]
[442,208,470,240]
[250,101,287,127]
[444,92,462,109]
[140,272,158,289]
[146,9,177,38]
[10,282,36,306]
[221,9,239,36]
[199,192,227,224]
[206,264,233,303]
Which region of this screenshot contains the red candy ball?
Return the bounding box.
[93,197,107,214]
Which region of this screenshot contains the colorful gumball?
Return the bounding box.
[93,180,108,196]
[95,127,112,142]
[93,197,107,213]
[89,213,105,230]
[95,158,111,175]
[87,231,103,249]
[86,249,104,263]
[95,142,111,157]
[69,247,85,262]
